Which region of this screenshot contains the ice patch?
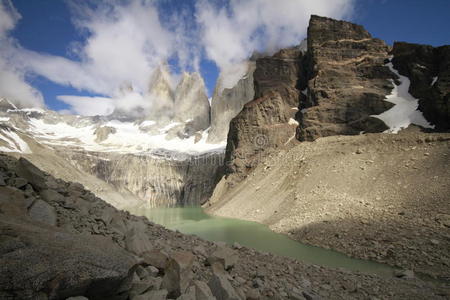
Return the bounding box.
[140,120,156,127]
[372,61,434,133]
[431,76,438,86]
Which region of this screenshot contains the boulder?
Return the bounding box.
[142,249,170,270]
[15,158,48,191]
[207,247,238,270]
[193,280,216,300]
[0,214,137,300]
[28,199,57,226]
[9,177,28,189]
[40,189,65,203]
[125,229,153,255]
[132,289,168,300]
[208,270,241,300]
[161,251,195,297]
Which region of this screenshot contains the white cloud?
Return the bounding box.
[0,0,44,108]
[57,95,114,116]
[196,0,354,89]
[0,0,356,114]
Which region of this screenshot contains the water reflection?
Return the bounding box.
[130,206,394,277]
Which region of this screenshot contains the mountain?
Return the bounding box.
[207,15,450,280]
[0,95,224,209]
[207,61,256,143]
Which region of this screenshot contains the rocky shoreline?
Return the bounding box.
[1,154,448,299]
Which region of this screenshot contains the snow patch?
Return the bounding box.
[288,118,299,126]
[0,117,9,122]
[431,76,438,86]
[372,61,434,133]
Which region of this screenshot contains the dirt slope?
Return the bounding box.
[207,128,450,279]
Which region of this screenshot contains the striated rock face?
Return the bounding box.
[146,64,175,123]
[391,42,450,130]
[174,72,211,133]
[207,62,256,144]
[60,150,224,208]
[296,15,395,141]
[223,48,303,179]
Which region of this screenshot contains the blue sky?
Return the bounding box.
[1,0,449,115]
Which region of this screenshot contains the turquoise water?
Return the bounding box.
[131,206,395,277]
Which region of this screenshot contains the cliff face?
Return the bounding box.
[60,150,223,208]
[174,72,211,133]
[391,42,450,130]
[296,15,395,141]
[207,62,256,143]
[223,48,303,180]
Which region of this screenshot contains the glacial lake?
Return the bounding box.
[131,206,395,277]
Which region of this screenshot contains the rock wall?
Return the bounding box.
[296,15,395,141]
[207,62,256,144]
[60,150,224,208]
[391,42,450,130]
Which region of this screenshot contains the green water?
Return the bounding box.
[131,206,395,277]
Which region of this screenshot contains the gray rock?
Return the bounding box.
[207,247,238,270]
[162,251,195,297]
[125,229,153,255]
[208,270,241,300]
[146,265,159,277]
[177,286,196,300]
[28,199,57,226]
[0,172,5,186]
[9,177,28,189]
[132,289,168,300]
[129,277,163,298]
[94,126,117,143]
[394,269,415,279]
[40,189,65,203]
[142,249,170,270]
[66,297,89,300]
[193,280,216,300]
[16,158,48,191]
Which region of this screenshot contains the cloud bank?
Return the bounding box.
[0,0,354,115]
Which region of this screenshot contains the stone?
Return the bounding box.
[40,189,65,203]
[161,251,195,297]
[94,126,117,143]
[176,286,196,300]
[66,297,89,300]
[9,177,28,189]
[435,214,450,228]
[0,173,5,186]
[15,158,48,191]
[28,199,57,226]
[0,186,28,216]
[394,269,415,279]
[245,288,261,300]
[145,265,159,277]
[207,247,238,270]
[193,280,216,300]
[125,229,153,255]
[208,270,241,300]
[135,265,149,280]
[132,289,168,300]
[142,249,170,270]
[129,278,163,298]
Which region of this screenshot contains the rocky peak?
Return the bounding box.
[146,64,175,122]
[207,61,256,144]
[173,72,210,133]
[0,97,17,112]
[296,15,395,141]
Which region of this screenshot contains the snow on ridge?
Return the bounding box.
[0,129,31,154]
[372,61,434,134]
[27,117,225,155]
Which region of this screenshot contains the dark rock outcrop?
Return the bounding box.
[224,47,303,179]
[296,15,395,141]
[391,42,450,130]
